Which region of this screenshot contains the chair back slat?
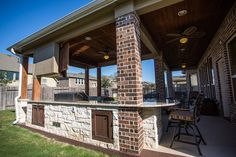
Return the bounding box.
[193,93,204,123]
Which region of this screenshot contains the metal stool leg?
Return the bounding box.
[170,122,179,148]
[166,121,171,132]
[189,125,202,156]
[195,125,207,145]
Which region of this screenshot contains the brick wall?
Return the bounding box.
[198,2,236,123]
[116,12,144,154]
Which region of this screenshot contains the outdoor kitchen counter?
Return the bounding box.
[20,99,177,108]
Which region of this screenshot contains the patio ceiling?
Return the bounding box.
[67,23,152,68]
[140,0,235,70]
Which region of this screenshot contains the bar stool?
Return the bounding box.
[166,92,198,132]
[169,94,206,156]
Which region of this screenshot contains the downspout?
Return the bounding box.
[11,48,23,125]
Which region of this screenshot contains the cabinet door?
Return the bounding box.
[32,106,38,125]
[37,106,45,127]
[92,110,113,143]
[32,105,44,127]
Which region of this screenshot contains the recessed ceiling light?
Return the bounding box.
[181,63,187,69]
[178,10,187,16]
[180,37,188,44]
[85,37,92,41]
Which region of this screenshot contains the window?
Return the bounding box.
[42,78,47,84]
[92,110,113,143]
[32,105,44,127]
[207,58,216,98]
[76,78,84,85]
[229,37,236,103]
[190,73,198,91]
[15,72,19,80]
[6,72,14,80]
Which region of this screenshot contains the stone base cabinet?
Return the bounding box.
[25,102,162,153]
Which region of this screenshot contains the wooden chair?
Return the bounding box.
[169,93,206,156]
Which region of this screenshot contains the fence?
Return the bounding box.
[0,86,97,110]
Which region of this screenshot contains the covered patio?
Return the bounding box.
[7,0,236,156]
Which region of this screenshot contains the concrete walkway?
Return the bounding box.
[157,115,236,157]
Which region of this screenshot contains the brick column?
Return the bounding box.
[85,68,89,96]
[154,58,165,140]
[154,58,165,101]
[97,67,101,97]
[116,12,144,154]
[32,76,41,101]
[167,70,174,98]
[21,56,28,99]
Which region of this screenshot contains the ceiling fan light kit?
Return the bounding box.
[178,10,187,16]
[179,37,188,44]
[181,63,187,69]
[104,54,109,60]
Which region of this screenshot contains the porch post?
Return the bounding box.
[85,67,89,96]
[116,5,144,154]
[167,70,174,98]
[154,58,165,101]
[97,67,101,97]
[21,56,29,99]
[32,76,41,101]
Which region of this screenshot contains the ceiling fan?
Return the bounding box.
[97,47,116,60]
[166,26,206,44]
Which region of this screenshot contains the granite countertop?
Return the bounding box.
[20,99,178,108]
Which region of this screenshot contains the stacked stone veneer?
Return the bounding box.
[26,103,120,150]
[25,102,161,152]
[197,2,236,124]
[142,108,162,149]
[116,12,144,154]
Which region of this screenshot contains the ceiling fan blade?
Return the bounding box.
[183,26,198,36]
[69,40,88,48]
[72,45,90,56]
[166,33,182,37]
[97,51,105,54]
[109,50,116,54]
[190,31,206,38]
[166,37,180,44]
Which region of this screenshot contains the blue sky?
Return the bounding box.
[0,0,182,83]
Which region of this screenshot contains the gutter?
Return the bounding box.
[12,48,23,124]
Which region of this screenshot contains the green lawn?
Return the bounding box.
[0,110,111,157]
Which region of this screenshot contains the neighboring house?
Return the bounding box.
[142,81,156,98]
[57,73,97,88]
[0,53,57,87]
[0,53,20,85]
[172,75,187,92]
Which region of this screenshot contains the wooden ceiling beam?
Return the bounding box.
[140,23,160,57]
[69,59,97,69]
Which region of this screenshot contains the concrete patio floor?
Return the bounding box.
[155,115,236,157]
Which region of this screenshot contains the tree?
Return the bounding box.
[101,76,113,96]
[0,71,12,86]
